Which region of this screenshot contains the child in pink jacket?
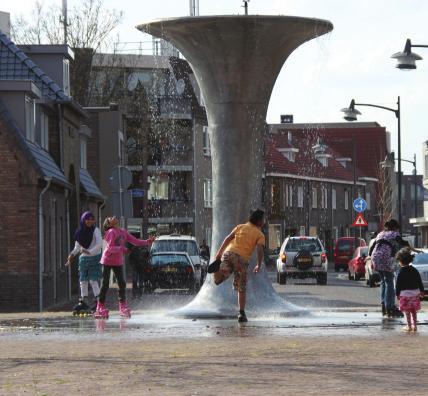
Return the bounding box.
[94,216,154,319]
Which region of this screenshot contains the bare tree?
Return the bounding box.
[11,0,123,51]
[376,162,394,226]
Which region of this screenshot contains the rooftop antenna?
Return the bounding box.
[189,0,199,16]
[242,0,250,15]
[60,0,70,44]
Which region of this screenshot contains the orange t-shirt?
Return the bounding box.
[225,222,265,261]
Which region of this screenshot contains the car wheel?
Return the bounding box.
[316,273,327,285]
[354,273,360,281]
[277,273,286,285]
[348,271,352,280]
[334,266,340,273]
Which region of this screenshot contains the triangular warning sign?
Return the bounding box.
[352,213,368,227]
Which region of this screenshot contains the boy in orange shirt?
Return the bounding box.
[208,209,265,322]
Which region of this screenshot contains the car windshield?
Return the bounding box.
[337,240,353,252]
[151,240,199,256]
[285,239,322,252]
[413,253,428,264]
[151,254,190,266]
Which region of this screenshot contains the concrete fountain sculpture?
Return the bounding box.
[137,14,333,317]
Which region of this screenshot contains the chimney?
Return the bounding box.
[0,11,11,36]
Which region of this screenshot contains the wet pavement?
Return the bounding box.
[1,310,427,340]
[1,271,426,339]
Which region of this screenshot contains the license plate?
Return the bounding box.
[298,259,312,263]
[338,256,349,260]
[162,267,178,273]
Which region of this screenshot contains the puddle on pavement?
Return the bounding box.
[0,311,427,339]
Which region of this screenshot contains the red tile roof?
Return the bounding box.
[266,124,388,182]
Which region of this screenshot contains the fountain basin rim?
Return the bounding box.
[136,15,334,32]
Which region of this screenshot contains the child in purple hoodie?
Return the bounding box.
[94,216,154,319]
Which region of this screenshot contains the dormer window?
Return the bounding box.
[25,95,36,142]
[336,157,352,168]
[315,154,332,167]
[63,59,70,96]
[278,147,299,163]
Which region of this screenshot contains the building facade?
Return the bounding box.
[0,33,104,311]
[265,122,389,257]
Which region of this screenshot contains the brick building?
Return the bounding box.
[0,33,103,311]
[265,122,389,256]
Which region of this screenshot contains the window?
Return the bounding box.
[312,187,317,209]
[321,187,328,209]
[299,226,306,236]
[202,126,210,155]
[345,190,349,210]
[425,154,428,179]
[25,96,36,142]
[40,111,49,150]
[205,228,212,248]
[204,179,213,208]
[63,59,70,96]
[288,185,293,207]
[297,186,304,208]
[333,226,339,240]
[366,192,371,210]
[332,189,337,210]
[148,175,169,200]
[80,139,87,169]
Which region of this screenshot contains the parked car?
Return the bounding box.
[347,246,369,280]
[411,250,428,294]
[276,236,328,285]
[333,237,366,272]
[150,235,208,282]
[364,254,380,287]
[147,252,202,293]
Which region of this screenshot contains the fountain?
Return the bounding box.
[137,14,333,317]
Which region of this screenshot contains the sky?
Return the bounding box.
[3,0,428,174]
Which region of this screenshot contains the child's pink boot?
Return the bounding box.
[94,301,109,319]
[119,300,131,318]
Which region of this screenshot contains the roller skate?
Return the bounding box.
[94,301,109,319]
[119,300,131,318]
[72,298,91,317]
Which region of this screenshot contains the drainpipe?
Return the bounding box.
[38,177,52,312]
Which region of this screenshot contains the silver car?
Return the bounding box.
[276,236,328,285]
[411,250,428,293]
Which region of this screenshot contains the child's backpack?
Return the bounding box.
[369,236,409,258]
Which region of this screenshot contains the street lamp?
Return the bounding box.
[341,97,402,232]
[391,39,427,70]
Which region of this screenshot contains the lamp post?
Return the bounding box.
[341,97,402,232]
[391,39,428,70]
[404,154,418,246]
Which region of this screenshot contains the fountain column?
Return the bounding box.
[138,16,333,317]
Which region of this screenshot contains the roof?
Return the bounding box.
[79,168,104,200]
[0,32,69,101]
[0,98,70,187]
[268,125,388,181]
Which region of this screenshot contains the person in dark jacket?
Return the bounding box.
[395,248,425,332]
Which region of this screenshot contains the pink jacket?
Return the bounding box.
[100,228,151,266]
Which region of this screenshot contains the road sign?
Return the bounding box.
[353,198,367,213]
[131,189,145,198]
[109,166,133,190]
[352,213,368,227]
